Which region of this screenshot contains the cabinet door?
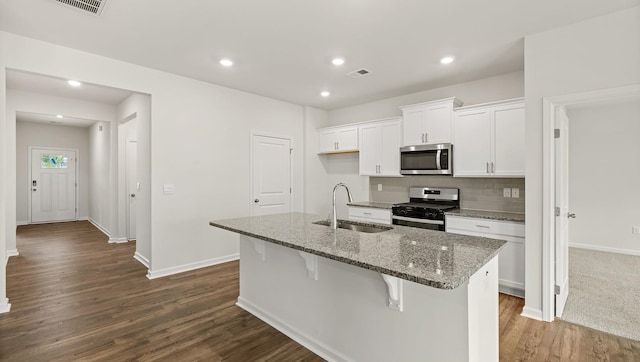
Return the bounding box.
[318,130,337,153]
[453,109,491,176]
[402,109,424,146]
[358,123,380,176]
[379,120,402,176]
[336,126,358,151]
[492,104,525,177]
[424,103,452,144]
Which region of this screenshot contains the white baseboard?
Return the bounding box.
[146,254,239,280]
[134,252,150,268]
[0,298,11,314]
[77,216,89,221]
[108,237,128,244]
[521,306,544,321]
[237,297,351,362]
[5,249,19,265]
[569,243,640,256]
[88,218,111,238]
[16,221,28,226]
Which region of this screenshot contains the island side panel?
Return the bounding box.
[237,235,476,362]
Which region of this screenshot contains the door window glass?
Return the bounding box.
[41,154,68,169]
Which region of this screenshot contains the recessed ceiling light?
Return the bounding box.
[331,58,345,66]
[320,91,331,97]
[56,115,63,119]
[440,56,455,65]
[67,80,82,87]
[220,59,234,67]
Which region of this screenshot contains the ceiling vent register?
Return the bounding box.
[54,0,108,15]
[347,68,372,79]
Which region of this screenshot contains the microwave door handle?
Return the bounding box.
[436,149,442,170]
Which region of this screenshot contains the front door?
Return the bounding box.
[31,148,77,223]
[251,134,291,216]
[554,107,570,318]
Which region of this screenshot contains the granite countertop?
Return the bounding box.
[209,212,506,290]
[446,209,525,223]
[346,201,397,209]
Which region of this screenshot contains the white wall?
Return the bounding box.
[524,6,640,316]
[567,100,640,253]
[0,31,305,290]
[16,121,91,223]
[303,106,330,215]
[89,121,111,233]
[5,89,115,254]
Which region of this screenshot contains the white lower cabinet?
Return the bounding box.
[446,215,525,297]
[348,206,392,225]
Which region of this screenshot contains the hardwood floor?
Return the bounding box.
[2,221,639,361]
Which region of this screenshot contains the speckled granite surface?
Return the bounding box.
[347,201,397,209]
[210,212,506,290]
[446,209,525,223]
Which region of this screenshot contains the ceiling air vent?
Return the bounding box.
[54,0,108,16]
[347,68,372,79]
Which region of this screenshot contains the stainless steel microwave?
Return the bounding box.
[400,143,453,175]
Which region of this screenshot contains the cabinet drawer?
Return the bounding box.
[446,216,524,238]
[348,207,392,224]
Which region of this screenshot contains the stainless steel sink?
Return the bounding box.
[313,219,392,233]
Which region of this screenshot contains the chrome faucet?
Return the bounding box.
[331,183,353,230]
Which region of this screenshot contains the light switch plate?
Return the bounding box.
[511,188,520,198]
[378,184,382,192]
[503,188,511,198]
[163,183,175,195]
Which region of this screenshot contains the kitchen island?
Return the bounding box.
[210,212,506,362]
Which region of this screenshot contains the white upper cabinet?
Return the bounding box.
[400,97,463,146]
[358,118,402,176]
[453,98,525,177]
[318,125,358,154]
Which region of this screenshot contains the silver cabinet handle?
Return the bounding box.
[486,162,489,174]
[568,213,576,219]
[425,133,428,143]
[363,212,372,215]
[475,225,490,229]
[491,162,495,174]
[254,199,260,203]
[421,133,425,143]
[337,141,339,150]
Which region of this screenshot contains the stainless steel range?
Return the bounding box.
[391,187,460,231]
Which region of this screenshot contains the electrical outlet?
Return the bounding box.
[511,188,520,198]
[378,184,382,192]
[633,226,640,235]
[503,188,511,198]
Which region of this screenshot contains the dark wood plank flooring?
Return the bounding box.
[1,221,639,361]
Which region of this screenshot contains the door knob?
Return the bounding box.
[254,199,260,203]
[32,188,37,192]
[568,213,576,219]
[130,194,136,197]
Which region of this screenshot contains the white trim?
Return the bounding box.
[133,251,150,268]
[521,306,543,321]
[108,237,128,244]
[454,97,524,112]
[28,146,80,223]
[5,249,19,265]
[146,254,239,280]
[77,216,88,221]
[0,298,11,314]
[237,297,352,362]
[569,243,640,257]
[88,217,110,237]
[541,84,640,323]
[16,221,28,226]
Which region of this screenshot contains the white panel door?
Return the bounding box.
[126,140,137,240]
[252,135,292,216]
[358,123,380,176]
[493,104,526,176]
[554,108,570,318]
[31,148,77,223]
[379,120,402,176]
[452,109,491,176]
[424,103,452,144]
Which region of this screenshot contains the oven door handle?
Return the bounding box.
[392,215,444,225]
[436,149,442,170]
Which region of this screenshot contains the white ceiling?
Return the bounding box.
[1,0,639,110]
[6,70,134,105]
[17,111,97,128]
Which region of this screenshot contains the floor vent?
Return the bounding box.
[54,0,108,15]
[347,68,372,79]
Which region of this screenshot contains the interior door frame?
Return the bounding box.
[27,146,79,224]
[249,132,293,216]
[541,84,640,322]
